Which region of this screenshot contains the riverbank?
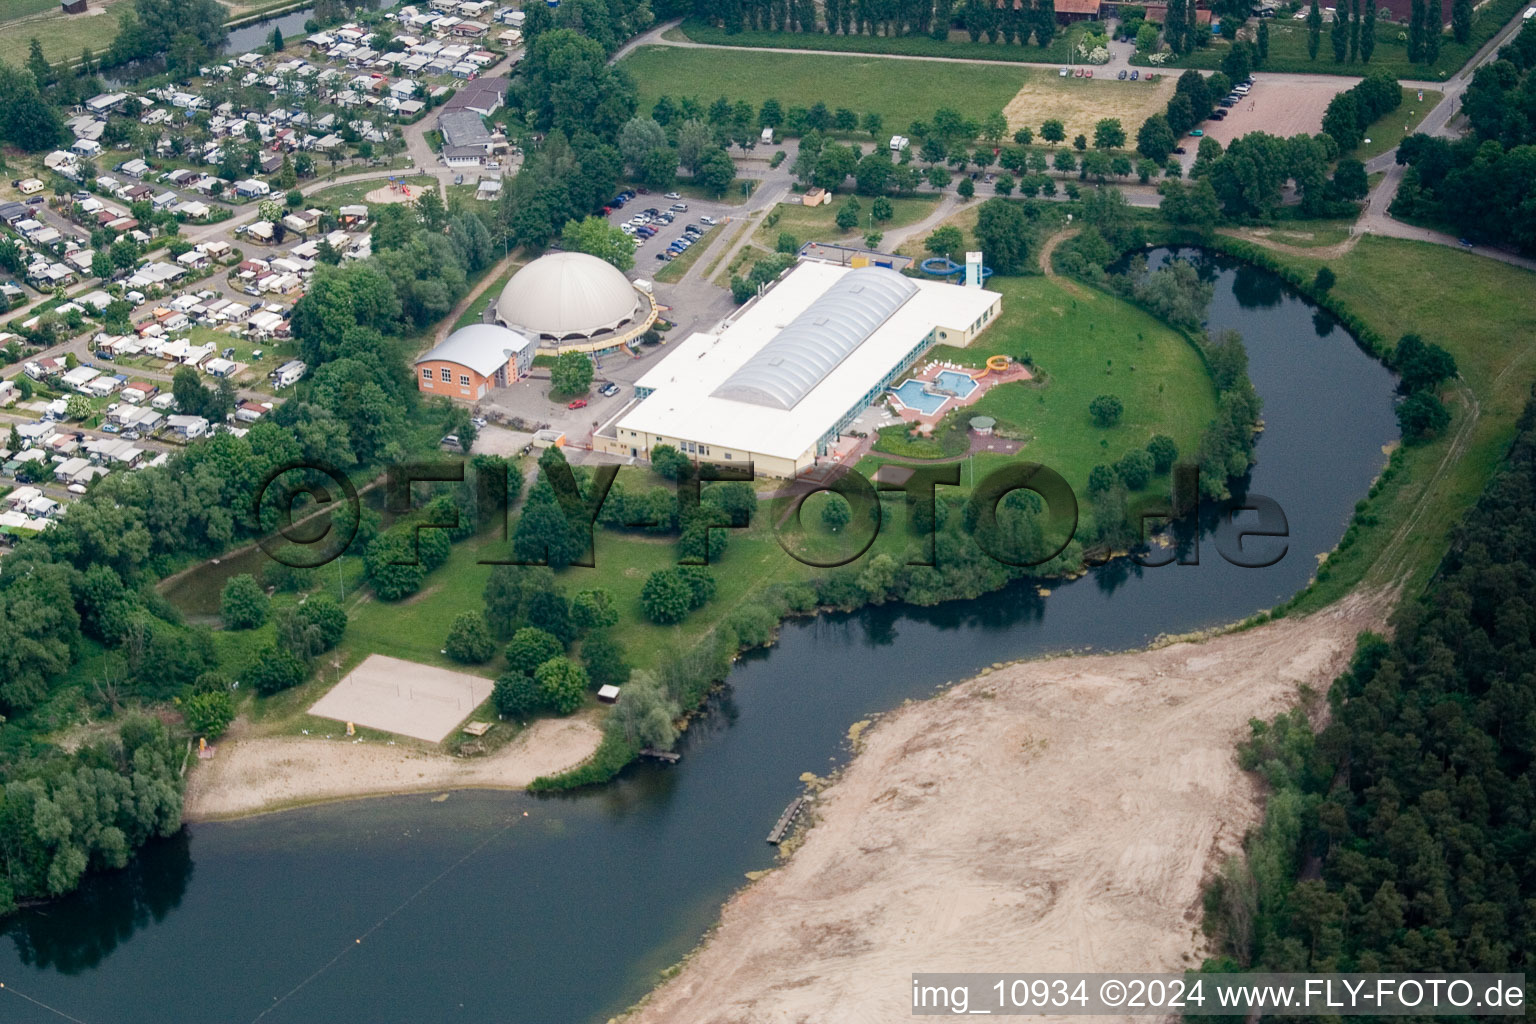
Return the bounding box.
[182,714,603,821]
[622,590,1388,1023]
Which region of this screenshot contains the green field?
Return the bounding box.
[752,194,941,251]
[672,17,1092,65]
[1352,87,1443,162]
[1229,236,1536,613]
[1149,0,1527,80]
[620,45,1031,135]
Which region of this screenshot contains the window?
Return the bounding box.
[459,374,470,387]
[421,368,432,379]
[439,367,450,382]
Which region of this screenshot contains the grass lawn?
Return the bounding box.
[1238,218,1355,248]
[654,228,718,283]
[675,17,1092,66]
[0,0,132,66]
[753,194,941,251]
[1238,236,1536,613]
[880,273,1220,504]
[451,260,524,332]
[1151,0,1527,80]
[620,45,1032,136]
[1353,87,1443,162]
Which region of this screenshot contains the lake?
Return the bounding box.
[0,250,1400,1023]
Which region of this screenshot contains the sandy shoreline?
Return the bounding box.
[623,592,1387,1024]
[182,715,603,821]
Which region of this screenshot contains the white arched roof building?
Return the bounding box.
[495,251,647,342]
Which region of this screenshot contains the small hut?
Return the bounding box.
[969,415,997,436]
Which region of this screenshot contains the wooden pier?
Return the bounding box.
[639,747,681,763]
[766,796,804,844]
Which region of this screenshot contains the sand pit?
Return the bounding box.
[1005,74,1175,141]
[183,715,603,820]
[364,182,424,205]
[308,654,492,742]
[624,591,1387,1024]
[1203,74,1354,148]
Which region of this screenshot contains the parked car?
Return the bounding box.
[1084,68,1093,77]
[1459,238,1475,249]
[67,483,88,495]
[655,252,670,260]
[1173,146,1187,154]
[1130,70,1139,80]
[664,191,681,199]
[670,202,688,212]
[1219,97,1238,108]
[440,434,463,452]
[473,417,488,429]
[699,215,717,225]
[1211,110,1227,120]
[599,382,620,397]
[1117,69,1127,80]
[567,399,587,409]
[1189,128,1204,137]
[1060,66,1070,76]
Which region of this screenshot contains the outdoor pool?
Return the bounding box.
[890,379,949,415]
[934,370,979,397]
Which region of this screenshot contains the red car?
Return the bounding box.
[568,399,587,409]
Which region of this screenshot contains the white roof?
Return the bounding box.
[619,262,999,463]
[416,323,536,376]
[495,252,641,339]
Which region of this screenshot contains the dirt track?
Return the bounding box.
[624,591,1387,1024]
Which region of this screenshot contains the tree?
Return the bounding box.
[182,690,235,738]
[641,147,677,190]
[640,569,694,624]
[1307,0,1323,59]
[957,177,975,199]
[618,116,667,175]
[675,119,712,175]
[1090,394,1124,427]
[698,148,737,195]
[580,630,629,687]
[1117,449,1155,490]
[571,589,619,631]
[560,215,635,271]
[862,111,884,139]
[505,627,565,674]
[974,198,1032,274]
[1147,435,1179,473]
[925,225,964,256]
[1393,334,1457,391]
[493,671,545,717]
[1314,266,1338,292]
[65,394,92,421]
[0,61,64,152]
[1094,118,1126,150]
[220,574,269,630]
[271,25,285,51]
[1073,133,1088,151]
[871,196,894,222]
[1361,0,1376,61]
[535,656,588,714]
[1054,147,1079,173]
[1409,0,1426,62]
[445,612,497,663]
[835,197,861,230]
[245,644,307,695]
[608,670,679,749]
[649,443,693,481]
[1014,126,1034,145]
[1040,119,1066,145]
[1451,0,1471,43]
[551,351,594,396]
[1137,114,1177,163]
[819,493,852,532]
[1397,390,1449,442]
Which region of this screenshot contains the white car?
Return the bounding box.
[664,191,681,199]
[628,215,647,226]
[699,214,716,226]
[1234,83,1251,94]
[67,483,88,495]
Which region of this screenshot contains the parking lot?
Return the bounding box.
[603,190,735,272]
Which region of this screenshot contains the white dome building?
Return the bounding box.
[494,251,652,346]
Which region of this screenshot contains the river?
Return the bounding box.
[0,250,1400,1023]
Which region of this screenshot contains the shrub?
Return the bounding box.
[504,627,564,674]
[535,656,589,714]
[182,690,235,738]
[640,569,694,624]
[444,612,497,664]
[1090,394,1124,427]
[1116,449,1155,490]
[580,630,630,687]
[294,594,347,652]
[493,671,544,718]
[1314,266,1336,292]
[245,644,307,695]
[1397,390,1449,443]
[1087,464,1119,494]
[726,604,779,648]
[1147,434,1179,473]
[220,574,268,630]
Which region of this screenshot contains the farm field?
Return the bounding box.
[1003,72,1176,140]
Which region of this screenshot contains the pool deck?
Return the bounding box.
[888,359,1032,428]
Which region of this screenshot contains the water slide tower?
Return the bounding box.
[964,251,983,288]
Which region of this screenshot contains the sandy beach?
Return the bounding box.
[183,715,603,821]
[623,591,1387,1024]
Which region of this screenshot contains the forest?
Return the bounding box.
[1200,388,1536,986]
[1392,19,1536,254]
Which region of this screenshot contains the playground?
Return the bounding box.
[364,176,428,205]
[307,654,492,742]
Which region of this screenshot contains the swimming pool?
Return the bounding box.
[890,379,949,415]
[934,369,978,398]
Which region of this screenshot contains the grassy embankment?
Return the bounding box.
[669,17,1092,65]
[1210,235,1536,615]
[1140,0,1529,79]
[1352,87,1443,163]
